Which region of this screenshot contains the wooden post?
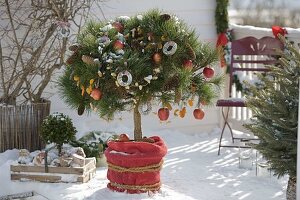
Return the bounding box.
[133,103,142,141]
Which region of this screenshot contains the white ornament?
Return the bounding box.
[100,24,113,32]
[106,58,113,63]
[137,15,143,20]
[98,70,103,77]
[117,70,132,87]
[163,41,178,56]
[98,46,103,54]
[154,68,161,73]
[118,16,130,21]
[138,102,152,115]
[115,49,125,55]
[94,58,100,64]
[144,75,153,84]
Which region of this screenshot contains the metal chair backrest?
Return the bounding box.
[229,36,284,97]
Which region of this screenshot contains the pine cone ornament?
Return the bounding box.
[77,103,85,115]
[160,14,171,21]
[69,44,81,52]
[163,76,180,90]
[82,55,95,65]
[186,43,196,60]
[66,52,78,65]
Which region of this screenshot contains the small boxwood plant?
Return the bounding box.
[41,112,77,155]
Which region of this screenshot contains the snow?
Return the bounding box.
[0,128,287,200]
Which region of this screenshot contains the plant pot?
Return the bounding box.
[104,136,167,194]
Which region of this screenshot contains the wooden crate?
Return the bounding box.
[10,157,96,183]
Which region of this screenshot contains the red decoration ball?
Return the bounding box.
[152,53,162,64]
[112,22,124,33]
[203,67,214,78]
[113,40,124,50]
[193,108,205,120]
[118,133,130,142]
[158,108,169,121]
[183,60,193,71]
[90,88,102,100]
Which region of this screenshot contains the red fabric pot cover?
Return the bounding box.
[105,136,167,193]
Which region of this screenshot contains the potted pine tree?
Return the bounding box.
[59,9,222,193]
[245,36,299,200]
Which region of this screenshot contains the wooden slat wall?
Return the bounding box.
[0,100,50,152]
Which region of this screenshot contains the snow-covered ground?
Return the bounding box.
[0,128,287,200]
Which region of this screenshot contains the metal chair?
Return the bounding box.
[216,36,284,155]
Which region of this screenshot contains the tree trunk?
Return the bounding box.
[133,103,142,140]
[286,176,296,200]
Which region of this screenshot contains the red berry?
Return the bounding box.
[203,67,214,78]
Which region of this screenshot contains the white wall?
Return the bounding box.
[49,0,220,137]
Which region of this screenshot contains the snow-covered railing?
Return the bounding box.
[225,24,300,132]
[230,24,300,46]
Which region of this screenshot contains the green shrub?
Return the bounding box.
[69,131,118,159]
[41,113,77,154]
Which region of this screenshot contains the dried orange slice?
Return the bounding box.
[179,107,186,118]
[188,99,194,107]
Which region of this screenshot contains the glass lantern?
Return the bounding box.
[255,151,271,177]
[238,140,254,169]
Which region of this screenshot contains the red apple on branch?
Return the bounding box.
[152,53,162,64]
[113,40,124,50]
[203,67,214,78]
[112,22,124,33]
[193,108,205,120]
[90,88,102,100]
[158,108,170,121]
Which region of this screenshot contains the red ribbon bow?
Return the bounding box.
[216,32,228,47]
[272,26,288,39]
